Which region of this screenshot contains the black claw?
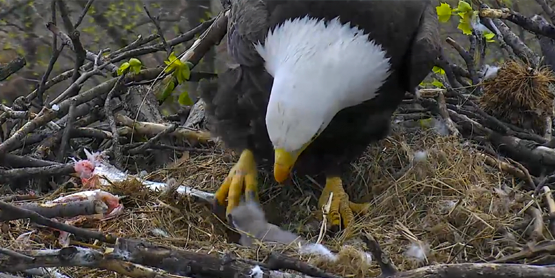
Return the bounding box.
[328,224,341,236]
[227,214,235,227]
[211,199,226,220]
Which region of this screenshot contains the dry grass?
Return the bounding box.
[0,124,543,277]
[480,59,555,135]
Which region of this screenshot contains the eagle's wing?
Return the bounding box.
[404,0,442,92]
[226,0,270,67]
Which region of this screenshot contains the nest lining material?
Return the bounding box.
[0,126,539,277]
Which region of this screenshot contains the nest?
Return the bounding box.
[0,125,542,277]
[479,59,555,135]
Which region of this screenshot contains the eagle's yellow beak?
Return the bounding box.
[274,148,297,183]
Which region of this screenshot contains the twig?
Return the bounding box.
[506,157,536,190]
[449,110,555,170]
[480,7,555,41]
[116,114,211,144]
[389,263,555,277]
[435,91,460,136]
[526,206,545,241]
[0,153,62,168]
[0,107,57,154]
[0,57,26,81]
[46,22,118,74]
[266,252,341,278]
[143,5,171,55]
[36,4,63,106]
[0,248,34,262]
[534,173,555,196]
[68,30,87,88]
[113,238,321,278]
[25,18,211,102]
[546,116,553,141]
[362,233,397,277]
[73,0,94,29]
[104,74,127,169]
[491,240,555,263]
[543,186,555,236]
[479,154,536,189]
[0,246,186,278]
[479,6,540,67]
[0,199,104,221]
[36,45,64,106]
[0,163,75,181]
[58,99,76,162]
[0,201,117,243]
[436,55,464,88]
[445,37,479,88]
[128,123,177,155]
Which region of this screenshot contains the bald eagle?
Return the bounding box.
[200,0,441,231]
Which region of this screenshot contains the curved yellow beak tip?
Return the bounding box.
[274,148,295,183]
[274,164,290,183]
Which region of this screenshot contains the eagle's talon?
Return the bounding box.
[317,176,370,233]
[213,149,259,222]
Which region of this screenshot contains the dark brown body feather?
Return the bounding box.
[200,0,441,177]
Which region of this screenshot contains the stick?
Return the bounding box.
[435,91,460,137]
[0,199,105,221]
[0,201,117,244]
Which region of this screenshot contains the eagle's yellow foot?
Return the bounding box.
[213,149,258,221]
[317,176,370,234]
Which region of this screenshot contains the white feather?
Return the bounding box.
[254,16,391,152]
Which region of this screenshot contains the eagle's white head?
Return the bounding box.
[254,16,391,182]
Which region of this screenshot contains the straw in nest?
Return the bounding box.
[0,127,539,278]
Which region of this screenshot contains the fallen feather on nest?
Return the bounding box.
[230,201,371,264]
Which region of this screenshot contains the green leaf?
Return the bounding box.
[159,79,176,103]
[431,79,445,88]
[455,0,472,13]
[177,64,191,84]
[129,58,142,67]
[432,66,445,75]
[131,65,141,74]
[117,62,130,76]
[436,3,453,23]
[484,31,495,42]
[457,12,473,35]
[178,91,194,106]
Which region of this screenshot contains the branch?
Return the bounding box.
[390,263,555,278]
[479,6,540,67]
[113,238,321,278]
[0,246,186,278]
[446,37,479,88]
[0,199,104,221]
[0,201,117,244]
[534,0,555,24]
[480,8,555,40]
[116,114,211,144]
[362,233,397,277]
[0,57,26,81]
[435,91,460,136]
[104,74,127,169]
[46,22,118,73]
